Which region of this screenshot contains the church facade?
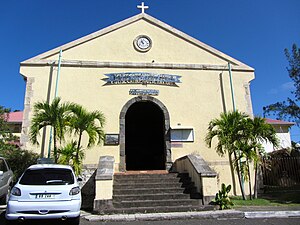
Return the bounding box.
[19,13,255,203]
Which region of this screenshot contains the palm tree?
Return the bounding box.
[206,112,278,200]
[245,116,278,199]
[58,141,77,165]
[235,140,258,200]
[29,97,72,163]
[58,140,85,176]
[205,110,248,200]
[69,105,105,160]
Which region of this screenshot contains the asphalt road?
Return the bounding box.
[82,218,300,225]
[1,209,300,225]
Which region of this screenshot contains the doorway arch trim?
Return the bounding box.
[119,96,171,171]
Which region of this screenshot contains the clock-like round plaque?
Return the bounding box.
[134,35,152,52]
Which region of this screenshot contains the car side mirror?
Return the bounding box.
[77,177,82,182]
[0,171,3,176]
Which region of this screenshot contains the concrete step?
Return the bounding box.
[113,199,202,208]
[98,205,215,215]
[114,177,187,184]
[113,187,187,195]
[113,193,190,201]
[114,172,182,179]
[113,182,184,189]
[107,172,204,214]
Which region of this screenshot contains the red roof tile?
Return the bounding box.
[7,111,23,123]
[265,118,295,126]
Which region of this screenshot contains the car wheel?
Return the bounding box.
[67,216,80,225]
[0,186,11,205]
[5,219,16,225]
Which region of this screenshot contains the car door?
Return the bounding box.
[0,158,10,197]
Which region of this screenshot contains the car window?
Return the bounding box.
[19,168,74,185]
[0,159,8,172]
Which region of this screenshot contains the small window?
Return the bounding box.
[9,124,21,133]
[171,128,194,142]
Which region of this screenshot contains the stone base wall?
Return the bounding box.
[93,199,113,214]
[79,165,97,211]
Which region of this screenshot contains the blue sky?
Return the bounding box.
[0,0,299,139]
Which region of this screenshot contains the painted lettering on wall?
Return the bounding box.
[104,72,181,86]
[129,89,159,96]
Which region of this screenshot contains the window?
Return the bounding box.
[20,168,74,185]
[9,124,21,133]
[171,128,194,142]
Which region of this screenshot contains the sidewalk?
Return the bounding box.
[237,206,300,219]
[84,206,300,222]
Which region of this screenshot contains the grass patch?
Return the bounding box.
[231,197,282,206]
[231,191,300,207]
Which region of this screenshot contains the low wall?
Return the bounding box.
[174,154,218,204]
[93,156,115,213]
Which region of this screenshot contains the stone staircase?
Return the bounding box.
[103,172,215,214]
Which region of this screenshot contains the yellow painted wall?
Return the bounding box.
[46,20,228,65]
[20,66,253,164]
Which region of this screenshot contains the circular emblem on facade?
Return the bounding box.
[134,35,152,52]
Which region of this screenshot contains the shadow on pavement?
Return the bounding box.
[0,210,6,224]
[260,191,300,204]
[0,210,77,225]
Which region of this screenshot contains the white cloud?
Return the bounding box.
[268,88,278,95]
[281,82,295,91]
[268,82,295,95]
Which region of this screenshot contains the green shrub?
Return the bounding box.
[0,145,39,181]
[213,183,234,210]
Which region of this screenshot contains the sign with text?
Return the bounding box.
[104,72,181,86]
[129,89,159,96]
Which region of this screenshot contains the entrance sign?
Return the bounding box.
[129,89,159,96]
[104,72,181,86]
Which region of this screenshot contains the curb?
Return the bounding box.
[245,211,300,218]
[84,210,244,222]
[84,210,300,222]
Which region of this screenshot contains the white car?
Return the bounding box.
[5,164,81,224]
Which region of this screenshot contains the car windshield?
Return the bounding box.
[19,168,74,185]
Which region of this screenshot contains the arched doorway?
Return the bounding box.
[125,101,165,170]
[119,96,171,171]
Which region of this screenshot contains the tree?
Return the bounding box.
[0,106,12,146]
[69,105,105,156]
[58,141,84,176]
[59,105,105,176]
[235,141,255,200]
[1,147,39,180]
[235,117,278,199]
[245,117,278,198]
[205,110,248,200]
[0,106,19,152]
[29,97,73,163]
[29,98,106,174]
[205,112,278,200]
[0,105,39,180]
[264,44,300,126]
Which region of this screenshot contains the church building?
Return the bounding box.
[19,5,255,212]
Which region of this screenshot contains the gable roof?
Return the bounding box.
[21,13,254,71]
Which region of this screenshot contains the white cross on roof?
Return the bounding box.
[137,2,149,14]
